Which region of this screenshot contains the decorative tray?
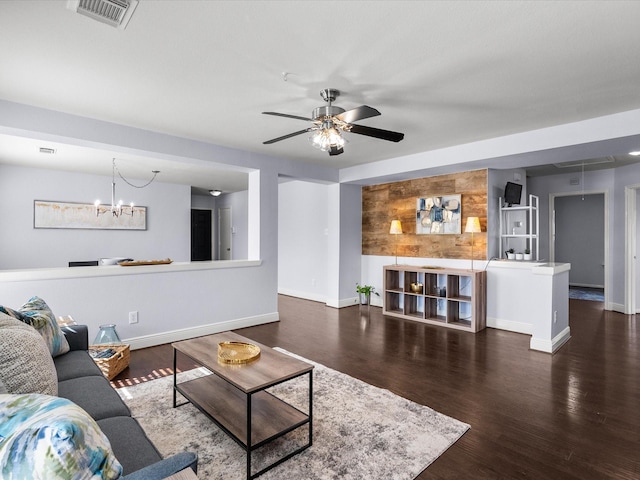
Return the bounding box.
[119,258,173,266]
[218,341,261,364]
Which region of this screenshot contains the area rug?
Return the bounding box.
[116,348,469,479]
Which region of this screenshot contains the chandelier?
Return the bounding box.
[95,158,159,217]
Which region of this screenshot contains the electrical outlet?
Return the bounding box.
[128,311,139,324]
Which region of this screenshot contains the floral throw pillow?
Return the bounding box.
[5,296,71,357]
[0,393,122,480]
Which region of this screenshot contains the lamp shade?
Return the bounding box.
[465,217,481,233]
[389,220,403,235]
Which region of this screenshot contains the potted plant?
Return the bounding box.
[515,251,524,261]
[523,248,532,261]
[356,283,379,305]
[505,248,516,260]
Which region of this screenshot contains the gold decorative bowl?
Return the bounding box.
[218,341,261,364]
[410,282,424,294]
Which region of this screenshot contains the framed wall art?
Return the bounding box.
[34,200,147,230]
[416,194,461,234]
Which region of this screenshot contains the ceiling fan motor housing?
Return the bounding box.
[312,105,345,121]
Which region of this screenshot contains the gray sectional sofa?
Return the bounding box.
[57,324,198,479]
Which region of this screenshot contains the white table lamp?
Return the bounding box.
[465,217,481,271]
[389,220,403,265]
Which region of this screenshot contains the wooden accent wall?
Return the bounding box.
[362,170,487,260]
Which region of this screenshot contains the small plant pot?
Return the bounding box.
[359,292,370,305]
[515,253,524,261]
[507,253,516,260]
[523,253,532,261]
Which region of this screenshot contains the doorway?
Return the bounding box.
[550,191,608,307]
[190,209,212,261]
[218,206,232,260]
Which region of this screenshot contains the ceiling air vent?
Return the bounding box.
[553,156,615,169]
[66,0,139,30]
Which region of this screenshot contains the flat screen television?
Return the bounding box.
[504,182,522,206]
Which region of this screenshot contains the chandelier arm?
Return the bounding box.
[115,167,159,188]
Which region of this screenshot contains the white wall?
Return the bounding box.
[278,180,329,303]
[0,164,190,269]
[216,191,249,261]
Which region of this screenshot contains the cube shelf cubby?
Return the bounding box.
[383,265,486,333]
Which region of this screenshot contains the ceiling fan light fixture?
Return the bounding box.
[310,121,346,152]
[209,189,222,197]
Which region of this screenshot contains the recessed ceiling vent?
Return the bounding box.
[553,156,615,169]
[66,0,139,30]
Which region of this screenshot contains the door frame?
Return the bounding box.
[624,185,640,314]
[218,206,232,260]
[549,190,609,309]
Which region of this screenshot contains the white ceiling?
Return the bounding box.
[1,0,640,191]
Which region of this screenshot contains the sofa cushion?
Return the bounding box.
[17,296,70,357]
[0,393,122,480]
[96,416,162,475]
[58,376,130,421]
[0,313,58,396]
[54,350,104,382]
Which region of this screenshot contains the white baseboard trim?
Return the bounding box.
[609,302,625,314]
[278,290,382,309]
[123,312,279,350]
[569,283,604,289]
[278,287,326,304]
[487,317,532,335]
[326,296,360,308]
[530,327,571,354]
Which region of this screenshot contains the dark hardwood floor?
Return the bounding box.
[113,295,640,479]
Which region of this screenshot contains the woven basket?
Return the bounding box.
[89,344,130,380]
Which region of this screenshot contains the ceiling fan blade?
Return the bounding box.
[334,105,380,124]
[262,111,312,122]
[263,128,312,144]
[349,124,404,142]
[329,146,344,156]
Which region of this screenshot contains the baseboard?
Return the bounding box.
[530,327,571,354]
[569,283,604,289]
[326,296,360,308]
[278,287,326,304]
[123,311,279,350]
[608,302,625,314]
[487,316,532,335]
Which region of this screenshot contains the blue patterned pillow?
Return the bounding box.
[0,393,123,480]
[14,296,70,358]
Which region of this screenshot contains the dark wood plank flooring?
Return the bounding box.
[113,295,640,479]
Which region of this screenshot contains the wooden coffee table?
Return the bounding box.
[172,332,313,479]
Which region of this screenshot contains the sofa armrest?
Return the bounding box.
[121,452,197,480]
[61,325,89,351]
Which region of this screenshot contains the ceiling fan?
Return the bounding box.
[262,88,404,156]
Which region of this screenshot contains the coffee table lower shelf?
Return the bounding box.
[174,372,312,479]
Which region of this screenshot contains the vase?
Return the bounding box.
[359,293,370,305]
[93,324,122,345]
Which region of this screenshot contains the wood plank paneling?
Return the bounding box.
[362,170,487,259]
